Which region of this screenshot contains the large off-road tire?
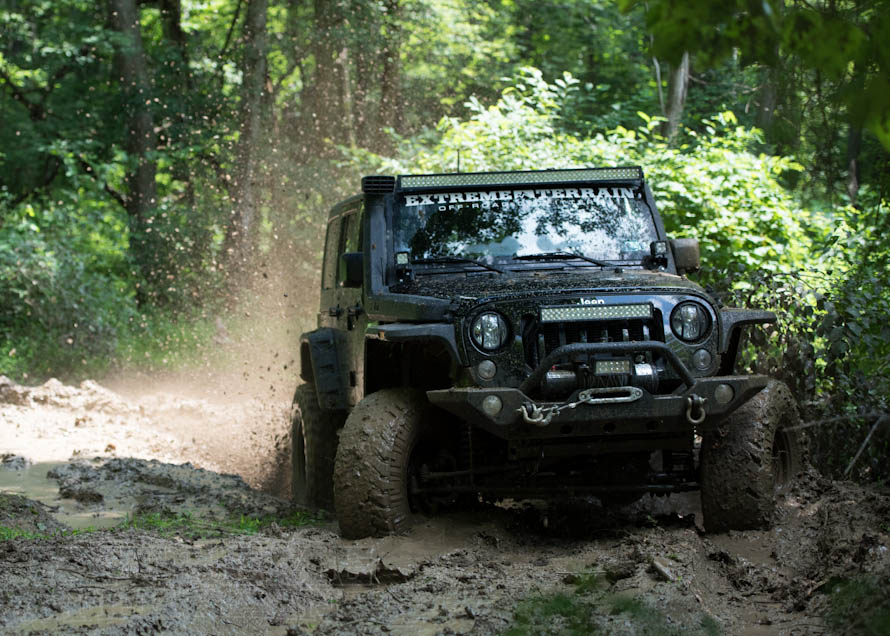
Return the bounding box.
[333,388,438,539]
[291,383,343,511]
[700,380,804,533]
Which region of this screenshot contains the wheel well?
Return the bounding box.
[365,339,455,394]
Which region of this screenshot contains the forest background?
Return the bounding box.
[1,0,889,481]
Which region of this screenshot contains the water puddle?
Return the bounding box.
[0,460,130,529]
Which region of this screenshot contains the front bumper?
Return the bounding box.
[428,374,767,440]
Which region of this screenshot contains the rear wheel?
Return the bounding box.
[700,380,803,532]
[333,389,444,539]
[291,384,344,511]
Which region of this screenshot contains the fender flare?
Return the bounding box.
[300,328,349,411]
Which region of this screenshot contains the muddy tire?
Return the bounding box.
[333,389,437,539]
[291,384,343,511]
[700,380,803,533]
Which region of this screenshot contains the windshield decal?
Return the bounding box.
[394,186,657,265]
[404,187,636,209]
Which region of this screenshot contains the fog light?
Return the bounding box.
[481,395,503,417]
[714,383,734,405]
[692,349,712,370]
[477,360,497,380]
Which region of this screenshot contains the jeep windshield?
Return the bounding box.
[393,186,658,270]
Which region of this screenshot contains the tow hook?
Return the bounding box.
[686,394,707,425]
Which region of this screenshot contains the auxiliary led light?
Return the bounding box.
[595,359,632,375]
[399,167,643,189]
[541,303,652,323]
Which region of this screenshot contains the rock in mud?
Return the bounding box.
[0,454,31,471]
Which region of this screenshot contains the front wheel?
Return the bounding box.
[333,389,442,539]
[700,380,804,533]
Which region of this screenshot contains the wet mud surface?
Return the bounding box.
[2,377,889,634]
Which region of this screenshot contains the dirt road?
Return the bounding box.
[1,376,888,634]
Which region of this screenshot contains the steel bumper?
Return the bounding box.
[427,374,769,440]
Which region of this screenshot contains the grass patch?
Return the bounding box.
[120,509,319,539]
[0,525,92,541]
[2,509,319,543]
[826,574,890,635]
[501,568,724,635]
[504,592,599,636]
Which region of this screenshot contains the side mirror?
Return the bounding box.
[339,252,363,288]
[670,238,700,275]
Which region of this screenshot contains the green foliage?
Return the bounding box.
[826,574,890,635]
[624,0,890,151]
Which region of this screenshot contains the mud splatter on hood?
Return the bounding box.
[389,269,707,303]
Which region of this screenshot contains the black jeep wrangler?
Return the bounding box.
[293,167,803,538]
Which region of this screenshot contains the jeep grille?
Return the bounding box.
[523,314,664,369]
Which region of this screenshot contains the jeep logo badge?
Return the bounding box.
[580,298,605,305]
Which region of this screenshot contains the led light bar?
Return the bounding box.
[595,359,632,375]
[399,167,643,189]
[540,303,652,323]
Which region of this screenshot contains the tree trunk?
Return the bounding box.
[376,0,403,148]
[225,0,268,267]
[756,65,779,136]
[297,0,348,153]
[159,0,191,89]
[846,124,862,204]
[661,51,689,143]
[109,0,159,304]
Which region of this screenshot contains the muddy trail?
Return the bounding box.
[2,377,889,635]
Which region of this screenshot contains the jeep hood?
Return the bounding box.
[389,270,706,303]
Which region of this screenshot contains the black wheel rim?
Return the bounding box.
[772,428,792,488]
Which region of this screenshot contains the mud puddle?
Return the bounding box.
[0,458,128,529]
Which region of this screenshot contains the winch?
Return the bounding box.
[539,359,659,399]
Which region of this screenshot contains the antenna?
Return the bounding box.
[456,149,461,173]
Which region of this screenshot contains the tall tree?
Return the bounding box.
[662,51,689,142]
[109,0,159,302]
[376,0,403,147]
[297,0,349,153]
[227,0,268,265]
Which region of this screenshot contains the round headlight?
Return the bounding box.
[670,302,710,342]
[471,312,509,352]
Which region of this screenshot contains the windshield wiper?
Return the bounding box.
[512,251,610,268]
[412,257,505,274]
